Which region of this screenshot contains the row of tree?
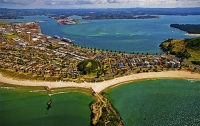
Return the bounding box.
[170,24,200,34]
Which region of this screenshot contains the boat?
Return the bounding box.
[35,20,44,23]
[46,99,52,110]
[47,99,52,105]
[61,37,72,43]
[53,35,60,39]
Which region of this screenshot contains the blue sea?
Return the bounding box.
[1,15,199,53]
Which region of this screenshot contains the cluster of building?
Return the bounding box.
[57,18,80,25]
[0,22,198,82]
[94,51,181,76]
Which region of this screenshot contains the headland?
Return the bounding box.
[170,24,200,35]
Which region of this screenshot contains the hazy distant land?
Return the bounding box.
[1,8,200,20]
[170,24,200,34]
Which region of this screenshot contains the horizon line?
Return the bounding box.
[1,7,200,10]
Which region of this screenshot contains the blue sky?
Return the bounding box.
[0,0,200,9]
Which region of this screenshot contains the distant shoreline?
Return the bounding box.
[185,33,200,37]
[0,71,200,93]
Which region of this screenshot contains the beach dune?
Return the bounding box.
[0,71,200,93]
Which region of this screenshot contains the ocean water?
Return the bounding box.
[1,15,200,53]
[0,84,94,126]
[105,79,200,126]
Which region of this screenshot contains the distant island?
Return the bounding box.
[0,16,23,19]
[56,18,81,25]
[170,24,200,34]
[81,15,159,20]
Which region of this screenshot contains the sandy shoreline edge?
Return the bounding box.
[0,71,200,93]
[185,33,200,37]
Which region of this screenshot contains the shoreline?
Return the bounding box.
[185,33,200,37]
[1,71,200,93]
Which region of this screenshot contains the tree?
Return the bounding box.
[77,60,101,76]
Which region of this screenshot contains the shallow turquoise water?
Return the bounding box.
[0,84,94,126]
[105,79,200,126]
[1,15,199,53]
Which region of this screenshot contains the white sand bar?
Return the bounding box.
[185,33,200,37]
[0,71,200,93]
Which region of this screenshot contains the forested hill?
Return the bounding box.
[184,37,200,49]
[159,37,200,64]
[170,24,200,34]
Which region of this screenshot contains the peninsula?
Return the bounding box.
[0,21,200,84]
[159,37,200,65]
[170,24,200,35]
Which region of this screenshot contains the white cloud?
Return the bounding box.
[43,0,107,5]
[0,0,200,8]
[1,0,36,5]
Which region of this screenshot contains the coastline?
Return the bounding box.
[1,71,200,93]
[185,33,200,36]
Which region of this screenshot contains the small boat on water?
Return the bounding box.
[46,99,52,110]
[47,99,52,105]
[53,35,60,39]
[61,37,72,43]
[35,20,45,23]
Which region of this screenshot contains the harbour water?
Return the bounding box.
[104,79,200,125]
[1,15,199,53]
[0,84,94,126]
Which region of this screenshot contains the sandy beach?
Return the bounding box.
[0,71,200,93]
[185,33,200,37]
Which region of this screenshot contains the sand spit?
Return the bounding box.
[0,71,200,93]
[185,33,200,37]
